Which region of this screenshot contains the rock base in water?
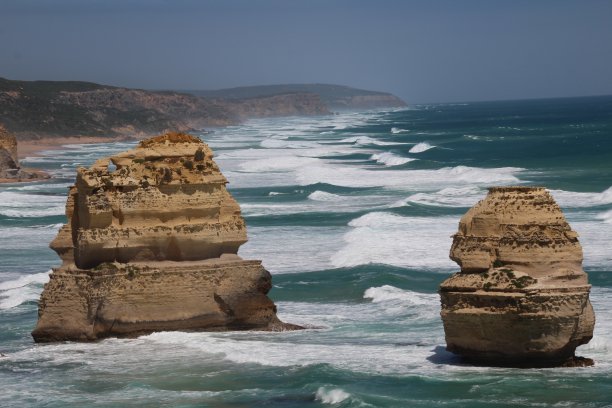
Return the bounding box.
[33,132,299,342]
[439,187,595,367]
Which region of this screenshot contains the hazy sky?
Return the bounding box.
[1,0,611,103]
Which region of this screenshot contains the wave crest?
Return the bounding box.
[370,152,416,166]
[409,142,435,153]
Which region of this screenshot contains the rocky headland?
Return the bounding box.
[32,132,298,342]
[189,83,407,111]
[439,186,595,367]
[0,123,49,183]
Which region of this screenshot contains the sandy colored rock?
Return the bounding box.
[33,132,297,342]
[0,123,49,182]
[439,186,595,366]
[0,123,18,169]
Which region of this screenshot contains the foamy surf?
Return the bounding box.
[409,142,435,153]
[330,212,457,270]
[0,271,50,310]
[597,209,612,223]
[315,387,351,404]
[393,186,486,208]
[370,152,416,166]
[551,186,612,208]
[296,165,523,189]
[308,191,343,201]
[363,285,438,306]
[339,136,408,146]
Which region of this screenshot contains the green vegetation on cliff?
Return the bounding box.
[187,83,406,110]
[0,77,405,139]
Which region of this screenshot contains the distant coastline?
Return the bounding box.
[0,77,406,145]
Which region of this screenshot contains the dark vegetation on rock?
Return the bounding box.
[1,78,405,140]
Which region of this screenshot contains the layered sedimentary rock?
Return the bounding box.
[0,123,49,182]
[33,132,296,342]
[439,187,595,367]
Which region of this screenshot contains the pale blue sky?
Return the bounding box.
[1,0,611,103]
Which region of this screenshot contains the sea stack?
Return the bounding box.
[0,123,48,182]
[33,132,297,342]
[439,186,595,367]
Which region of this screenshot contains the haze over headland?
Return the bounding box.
[1,0,611,103]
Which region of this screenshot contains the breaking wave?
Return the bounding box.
[409,142,435,153]
[370,152,416,166]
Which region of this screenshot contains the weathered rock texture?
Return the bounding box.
[33,132,296,342]
[0,123,49,182]
[439,186,595,367]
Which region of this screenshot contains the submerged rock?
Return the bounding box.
[439,186,595,367]
[33,132,299,342]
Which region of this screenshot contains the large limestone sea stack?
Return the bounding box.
[439,187,595,367]
[33,132,296,342]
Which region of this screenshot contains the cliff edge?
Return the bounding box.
[32,132,298,342]
[439,186,595,367]
[0,123,49,182]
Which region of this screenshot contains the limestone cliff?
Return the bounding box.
[0,123,49,182]
[439,186,595,367]
[0,77,235,139]
[32,132,297,342]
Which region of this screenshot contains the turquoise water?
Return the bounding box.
[1,96,611,407]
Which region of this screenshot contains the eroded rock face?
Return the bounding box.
[33,132,297,342]
[0,123,18,170]
[439,186,595,367]
[0,123,49,181]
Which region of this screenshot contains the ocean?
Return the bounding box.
[1,96,611,407]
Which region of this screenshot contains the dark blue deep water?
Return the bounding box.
[1,96,611,407]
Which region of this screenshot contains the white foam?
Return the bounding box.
[268,191,288,196]
[240,226,345,273]
[596,209,612,223]
[409,142,435,153]
[315,387,351,404]
[308,191,343,202]
[550,186,612,208]
[364,285,437,306]
[260,138,321,149]
[331,212,457,270]
[391,127,410,134]
[0,271,50,310]
[239,156,320,172]
[571,217,612,270]
[339,136,408,146]
[5,182,72,191]
[296,165,523,189]
[394,186,485,208]
[370,152,416,166]
[0,191,66,218]
[0,224,63,250]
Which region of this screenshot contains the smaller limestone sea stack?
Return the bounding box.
[439,186,595,367]
[33,132,298,342]
[0,123,48,182]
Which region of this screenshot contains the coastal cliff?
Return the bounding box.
[0,123,49,182]
[189,83,407,111]
[0,78,333,140]
[0,77,234,139]
[439,187,595,367]
[223,92,329,119]
[32,132,297,342]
